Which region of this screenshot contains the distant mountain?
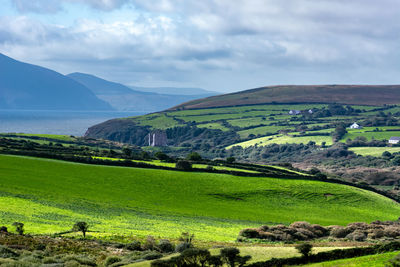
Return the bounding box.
[171,85,400,110]
[0,54,112,110]
[131,86,218,96]
[67,72,218,112]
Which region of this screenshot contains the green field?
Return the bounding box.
[227,134,333,149]
[1,155,400,241]
[342,126,400,142]
[0,133,76,141]
[305,251,399,266]
[349,147,400,157]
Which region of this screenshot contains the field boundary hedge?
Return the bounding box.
[247,241,400,267]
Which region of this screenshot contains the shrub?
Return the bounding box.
[157,240,174,253]
[346,230,367,241]
[126,241,141,251]
[226,157,236,164]
[187,152,202,161]
[142,251,163,260]
[329,226,350,238]
[0,226,7,233]
[295,243,313,258]
[239,228,260,238]
[384,226,400,238]
[176,160,192,171]
[12,222,24,235]
[143,236,157,251]
[220,247,251,267]
[104,256,122,266]
[0,245,19,258]
[175,242,192,253]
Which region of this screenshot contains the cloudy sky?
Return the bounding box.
[1,0,400,92]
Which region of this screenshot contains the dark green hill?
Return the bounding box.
[0,53,112,110]
[171,85,400,110]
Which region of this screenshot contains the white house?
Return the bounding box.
[308,109,313,114]
[389,137,400,144]
[349,123,362,129]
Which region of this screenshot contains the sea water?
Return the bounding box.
[0,110,144,136]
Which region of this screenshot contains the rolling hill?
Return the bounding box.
[68,72,217,112]
[1,154,400,241]
[0,53,112,111]
[171,85,400,110]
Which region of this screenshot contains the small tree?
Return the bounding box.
[73,222,89,238]
[220,248,251,267]
[176,160,192,171]
[187,152,202,161]
[179,232,195,244]
[295,243,313,258]
[226,157,236,164]
[12,222,24,235]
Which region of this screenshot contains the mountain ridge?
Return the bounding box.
[170,84,400,110]
[0,53,113,111]
[67,72,219,112]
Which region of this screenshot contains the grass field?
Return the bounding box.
[0,133,76,141]
[349,147,400,157]
[1,155,400,241]
[305,251,399,266]
[227,134,333,149]
[342,126,400,142]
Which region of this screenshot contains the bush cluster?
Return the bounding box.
[238,220,400,242]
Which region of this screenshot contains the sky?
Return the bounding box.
[1,0,400,93]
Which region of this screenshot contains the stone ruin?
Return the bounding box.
[148,131,167,147]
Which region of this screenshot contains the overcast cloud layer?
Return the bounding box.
[1,0,400,92]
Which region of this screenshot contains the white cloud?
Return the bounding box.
[2,0,400,91]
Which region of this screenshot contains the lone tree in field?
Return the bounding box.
[12,222,24,235]
[295,243,313,258]
[73,222,89,238]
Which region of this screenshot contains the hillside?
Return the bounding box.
[1,154,400,241]
[171,85,400,110]
[131,86,218,96]
[0,54,112,111]
[68,72,217,112]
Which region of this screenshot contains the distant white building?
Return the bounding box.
[389,137,400,144]
[289,110,301,115]
[308,109,313,114]
[349,122,362,129]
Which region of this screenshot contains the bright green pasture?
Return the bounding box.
[342,128,400,142]
[237,126,294,138]
[132,114,182,129]
[197,122,230,131]
[1,155,400,241]
[0,133,76,141]
[227,134,333,149]
[305,251,399,267]
[227,118,274,128]
[93,157,260,173]
[349,147,400,157]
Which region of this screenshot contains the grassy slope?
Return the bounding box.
[349,147,400,157]
[171,85,400,110]
[1,155,400,241]
[304,251,399,267]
